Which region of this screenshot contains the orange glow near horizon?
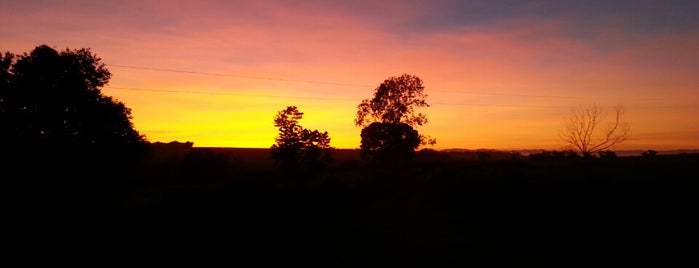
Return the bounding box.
[2,1,698,151]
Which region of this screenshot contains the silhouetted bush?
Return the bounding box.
[597,150,617,160]
[642,149,658,158]
[528,150,579,161]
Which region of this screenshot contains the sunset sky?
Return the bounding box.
[2,0,698,150]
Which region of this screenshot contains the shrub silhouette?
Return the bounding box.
[642,150,658,158]
[528,150,580,161]
[597,150,617,160]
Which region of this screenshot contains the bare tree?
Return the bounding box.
[560,104,630,155]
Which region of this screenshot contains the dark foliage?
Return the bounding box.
[528,150,580,161]
[359,122,420,162]
[1,45,148,212]
[270,106,333,175]
[0,45,145,148]
[642,149,658,158]
[597,150,617,159]
[355,74,429,127]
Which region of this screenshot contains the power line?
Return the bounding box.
[106,86,685,110]
[431,101,564,109]
[105,86,356,101]
[107,64,663,101]
[104,86,568,109]
[108,64,371,87]
[436,90,578,99]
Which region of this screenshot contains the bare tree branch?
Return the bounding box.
[560,104,630,155]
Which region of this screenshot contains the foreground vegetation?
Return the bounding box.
[12,145,694,267]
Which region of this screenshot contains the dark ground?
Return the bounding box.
[7,147,699,267]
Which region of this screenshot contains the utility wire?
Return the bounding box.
[105,86,355,101]
[107,64,663,101]
[106,86,686,110]
[108,64,371,87]
[105,86,569,109]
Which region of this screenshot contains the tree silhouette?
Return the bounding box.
[0,45,145,148]
[270,106,332,174]
[1,46,147,229]
[560,104,630,155]
[355,74,434,161]
[355,74,429,127]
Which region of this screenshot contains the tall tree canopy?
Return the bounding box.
[354,74,429,128]
[0,45,145,147]
[355,74,434,161]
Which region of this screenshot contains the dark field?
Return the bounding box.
[8,146,699,267]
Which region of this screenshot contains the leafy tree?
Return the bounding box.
[270,106,332,173]
[355,74,434,160]
[271,106,305,168]
[355,74,429,127]
[0,45,147,217]
[0,45,146,148]
[560,104,630,155]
